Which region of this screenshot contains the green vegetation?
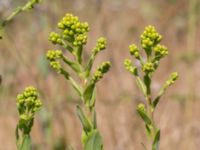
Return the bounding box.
[47,13,111,150]
[124,25,178,150]
[16,86,42,150]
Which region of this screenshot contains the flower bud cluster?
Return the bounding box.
[165,72,178,86]
[57,13,89,47]
[93,37,107,53]
[124,59,138,75]
[137,103,145,112]
[17,86,42,134]
[153,44,168,59]
[126,26,169,75]
[50,61,62,73]
[129,44,139,59]
[46,50,63,73]
[142,62,155,74]
[140,25,162,50]
[48,32,63,45]
[92,61,111,83]
[46,50,63,61]
[73,34,87,46]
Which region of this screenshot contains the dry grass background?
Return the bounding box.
[0,0,200,150]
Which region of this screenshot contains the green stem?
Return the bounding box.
[3,0,39,26]
[60,68,83,96]
[0,0,40,38]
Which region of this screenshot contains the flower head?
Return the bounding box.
[17,86,42,134]
[140,25,162,50]
[92,61,111,83]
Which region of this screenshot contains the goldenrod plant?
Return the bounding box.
[46,13,111,150]
[0,0,41,39]
[124,25,178,150]
[16,86,42,150]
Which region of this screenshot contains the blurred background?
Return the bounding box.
[0,0,200,149]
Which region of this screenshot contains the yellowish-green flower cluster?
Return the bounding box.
[48,13,89,47]
[140,25,162,50]
[17,86,42,134]
[142,62,155,73]
[92,61,111,83]
[50,61,62,73]
[57,13,89,46]
[46,50,63,73]
[46,50,63,61]
[125,25,169,75]
[93,37,107,53]
[124,59,138,75]
[48,32,63,45]
[153,44,168,59]
[129,44,139,59]
[165,72,178,86]
[57,13,89,34]
[73,34,87,46]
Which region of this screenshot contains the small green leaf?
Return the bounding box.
[85,52,97,78]
[76,105,92,132]
[144,74,151,95]
[88,87,96,109]
[83,83,95,105]
[153,96,160,109]
[76,46,83,64]
[145,124,152,136]
[137,104,151,125]
[152,129,160,150]
[84,130,103,150]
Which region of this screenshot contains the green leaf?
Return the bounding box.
[145,124,152,136]
[76,46,83,64]
[83,83,95,106]
[76,105,92,132]
[88,87,96,109]
[144,74,151,95]
[92,109,97,129]
[84,130,103,150]
[152,129,160,150]
[20,134,32,150]
[85,52,97,78]
[137,105,151,125]
[153,96,160,109]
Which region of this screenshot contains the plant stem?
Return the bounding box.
[0,0,40,38]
